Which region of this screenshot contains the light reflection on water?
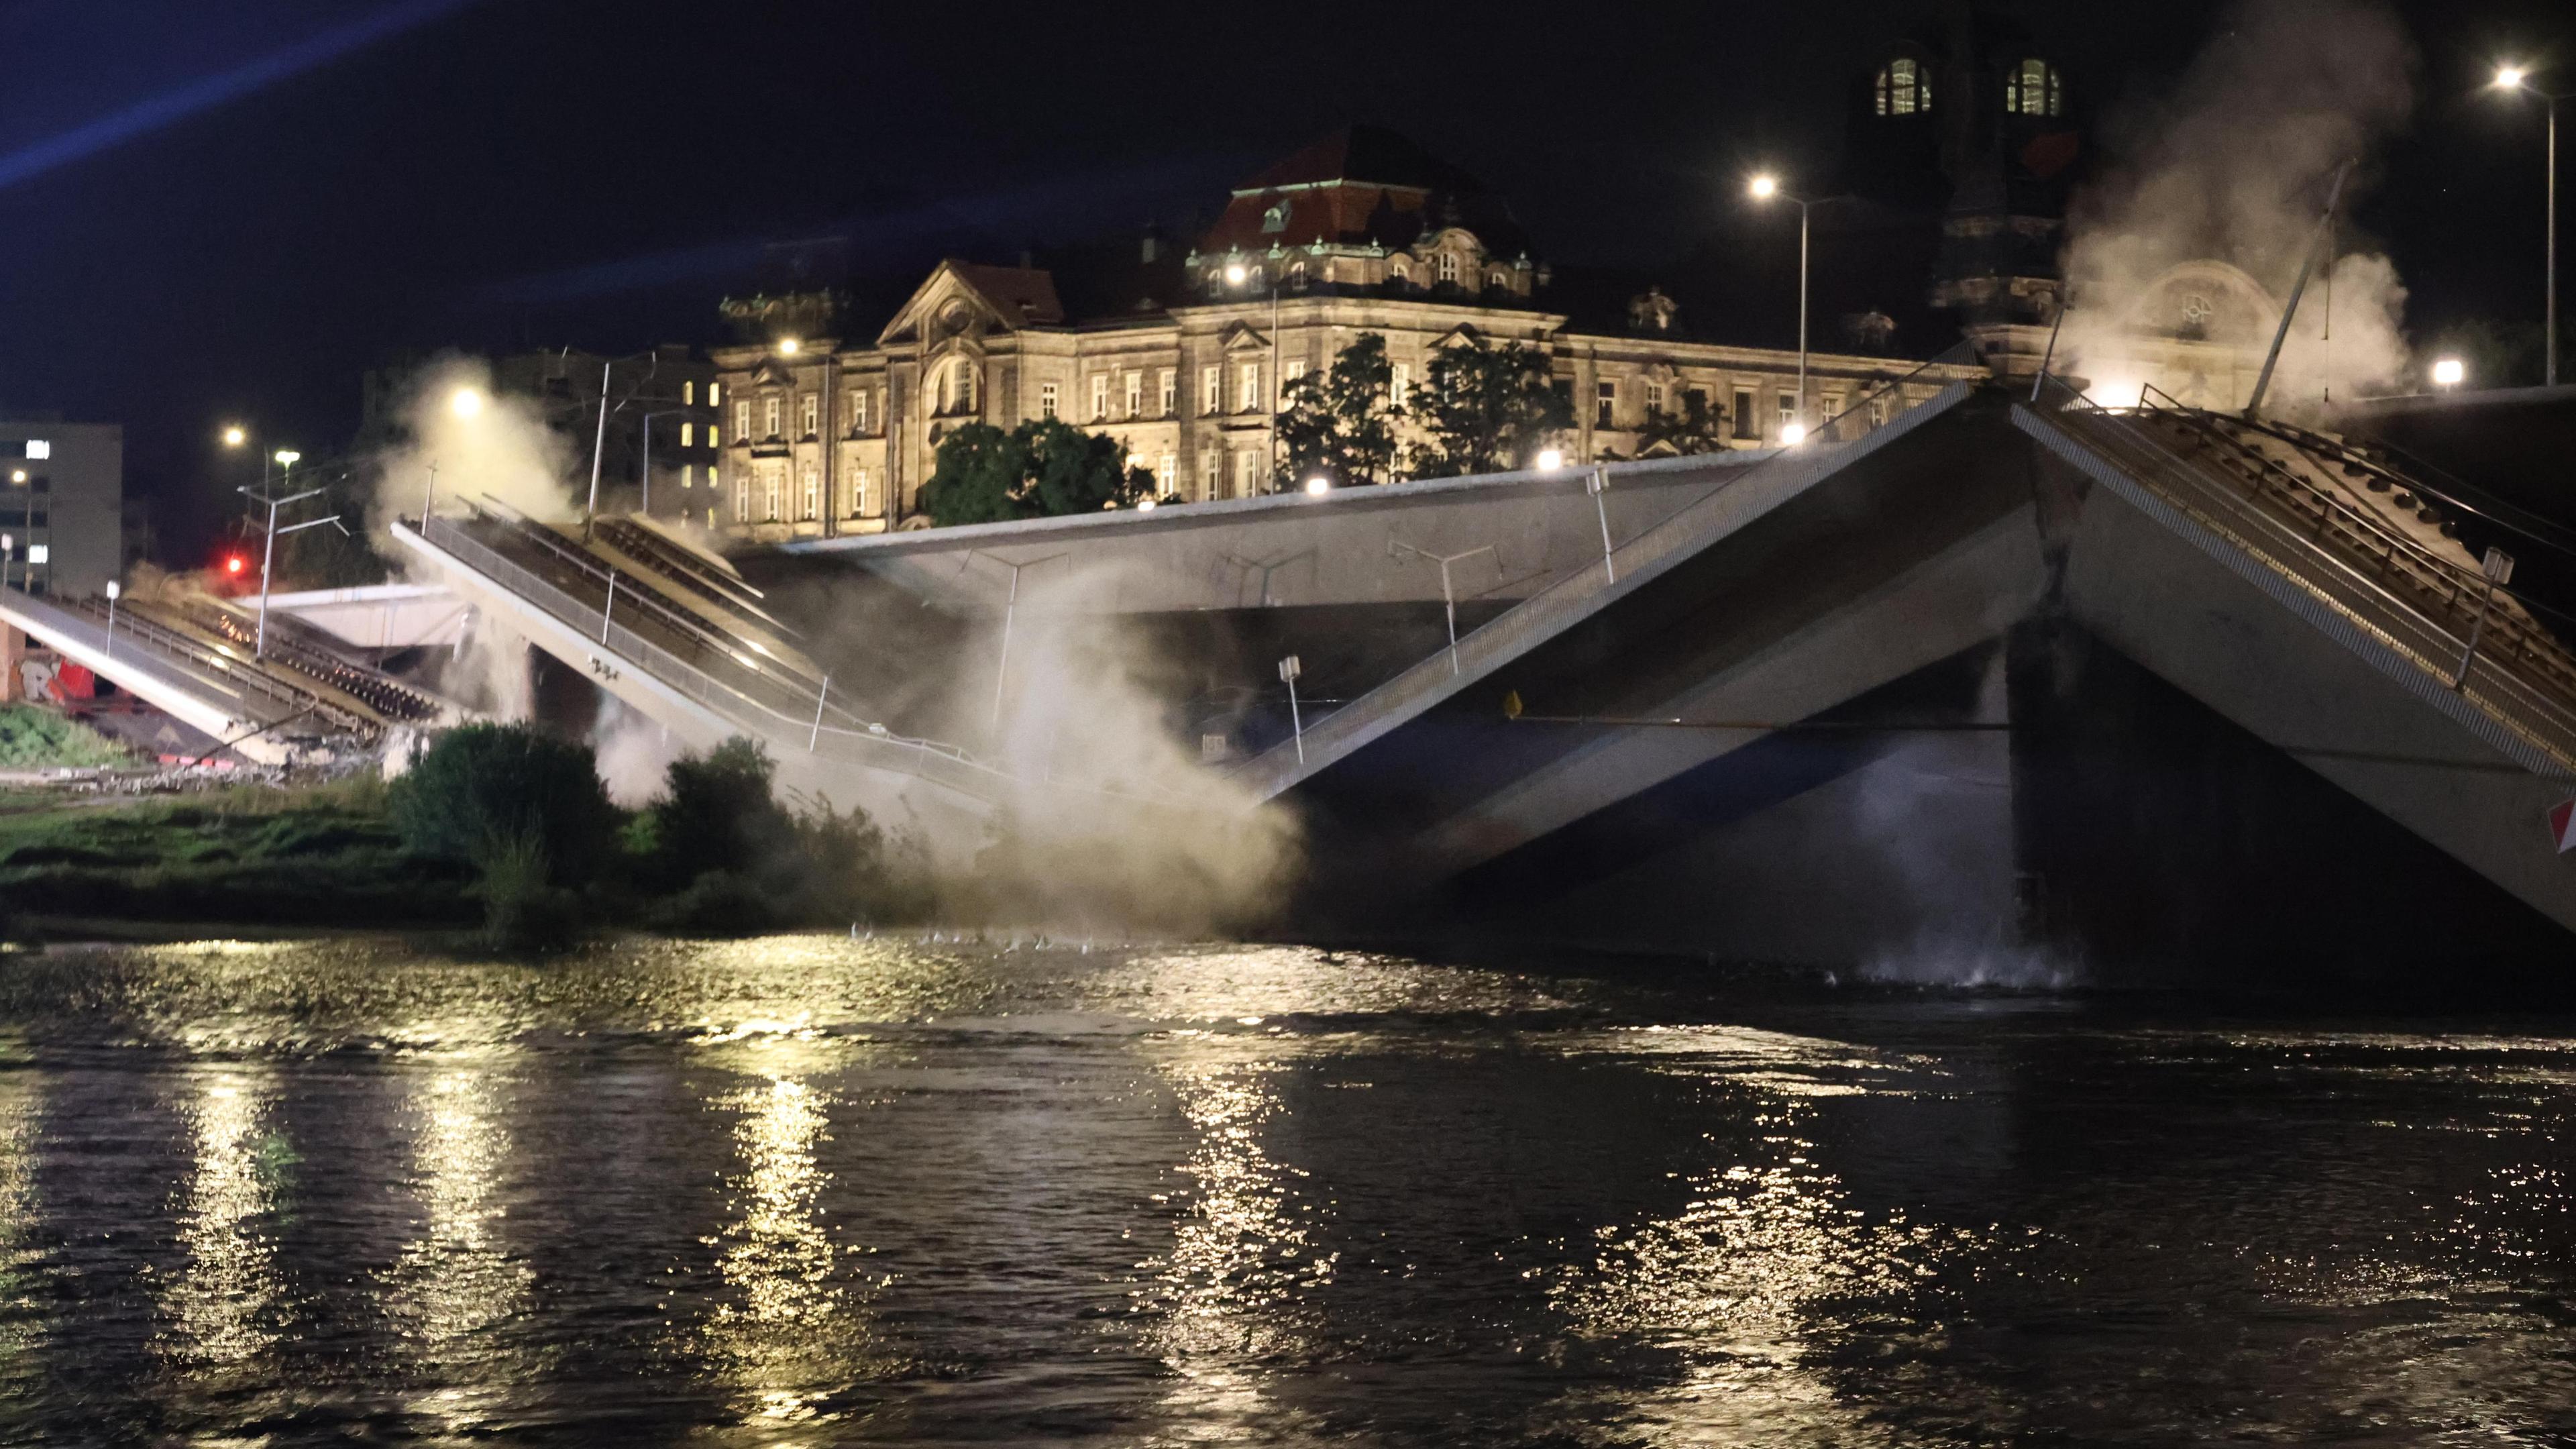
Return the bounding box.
[0,937,2563,1444]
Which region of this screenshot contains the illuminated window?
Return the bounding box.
[1283,359,1307,388]
[1875,56,1929,115]
[802,468,820,520]
[1596,379,1616,427]
[706,506,716,529]
[733,478,749,523]
[1437,252,1460,284]
[1157,453,1177,494]
[1090,374,1109,421]
[1234,449,1258,496]
[23,441,48,460]
[948,360,976,413]
[763,396,781,438]
[25,544,45,565]
[800,393,818,436]
[1870,394,1890,428]
[735,400,751,439]
[1039,382,1059,419]
[852,468,872,516]
[1391,258,1411,283]
[1392,362,1410,405]
[852,388,870,433]
[1201,366,1222,415]
[1237,362,1262,412]
[1201,447,1221,498]
[1645,380,1666,413]
[1124,371,1142,418]
[708,382,721,406]
[680,422,694,447]
[2004,58,2062,116]
[1776,391,1797,432]
[707,425,719,448]
[763,468,780,521]
[678,464,692,490]
[1158,368,1176,417]
[682,380,694,405]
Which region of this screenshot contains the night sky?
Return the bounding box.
[0,0,2563,559]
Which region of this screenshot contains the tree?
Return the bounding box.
[1407,336,1574,479]
[1632,389,1731,458]
[389,722,619,885]
[1277,333,1401,487]
[916,417,1152,526]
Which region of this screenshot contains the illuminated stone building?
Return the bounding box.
[705,127,1989,539]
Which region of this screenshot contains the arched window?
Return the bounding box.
[948,358,976,413]
[2004,58,2062,116]
[1391,258,1411,282]
[1874,56,1930,116]
[1437,252,1460,284]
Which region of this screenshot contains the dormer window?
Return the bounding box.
[1437,252,1460,284]
[2004,58,2063,116]
[1262,201,1291,233]
[1874,56,1930,115]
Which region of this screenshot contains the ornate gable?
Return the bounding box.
[876,260,1066,350]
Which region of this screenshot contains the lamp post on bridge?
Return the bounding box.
[2493,66,2570,387]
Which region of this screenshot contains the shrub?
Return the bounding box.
[634,737,909,926]
[474,828,583,952]
[390,724,619,885]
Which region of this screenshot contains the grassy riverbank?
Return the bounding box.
[0,777,478,930]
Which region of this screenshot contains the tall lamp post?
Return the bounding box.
[1748,174,1841,444]
[2494,66,2569,386]
[1224,261,1283,489]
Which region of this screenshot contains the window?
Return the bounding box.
[680,422,694,447]
[733,477,749,523]
[1644,380,1666,414]
[1686,386,1709,415]
[706,507,716,529]
[1262,200,1290,232]
[1283,359,1307,388]
[1869,395,1889,428]
[1158,368,1176,417]
[1391,362,1410,406]
[1039,381,1059,419]
[1201,447,1222,499]
[1090,374,1109,421]
[852,468,871,516]
[1596,380,1616,427]
[802,468,820,521]
[1288,261,1307,286]
[708,382,722,406]
[1157,453,1177,495]
[1237,362,1262,413]
[1391,258,1411,283]
[852,388,870,434]
[1234,449,1258,496]
[679,464,693,490]
[800,393,818,436]
[1201,366,1222,415]
[735,400,751,439]
[1821,392,1844,423]
[1732,388,1758,440]
[1124,371,1142,419]
[1437,252,1460,284]
[1776,391,1798,433]
[23,441,47,460]
[2005,58,2063,116]
[682,381,694,405]
[763,396,782,439]
[708,425,720,448]
[25,544,44,566]
[763,467,781,521]
[1874,56,1930,115]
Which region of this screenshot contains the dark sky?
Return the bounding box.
[0,0,2563,559]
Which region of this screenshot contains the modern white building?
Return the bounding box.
[0,419,121,598]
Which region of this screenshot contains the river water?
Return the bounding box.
[0,935,2570,1444]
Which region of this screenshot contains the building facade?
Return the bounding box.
[490,343,720,520]
[706,129,1990,541]
[0,420,121,598]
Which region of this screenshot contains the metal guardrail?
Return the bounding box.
[2021,376,2576,773]
[54,594,367,733]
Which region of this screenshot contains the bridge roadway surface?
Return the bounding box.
[405,378,2576,969]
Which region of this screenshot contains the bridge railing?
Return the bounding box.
[49,592,370,733]
[2023,375,2576,773]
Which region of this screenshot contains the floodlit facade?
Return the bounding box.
[708,129,1988,540]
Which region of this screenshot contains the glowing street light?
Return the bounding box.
[449,386,486,419]
[1224,262,1248,285]
[1136,496,1158,512]
[2492,64,2568,385]
[1536,447,1565,471]
[2433,356,2467,388]
[221,425,247,448]
[7,471,21,485]
[1304,475,1331,496]
[775,337,801,356]
[1748,172,1831,443]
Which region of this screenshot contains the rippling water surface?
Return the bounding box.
[0,934,2571,1444]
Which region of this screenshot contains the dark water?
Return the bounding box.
[0,936,2571,1444]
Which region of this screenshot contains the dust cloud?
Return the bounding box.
[2056,0,2418,413]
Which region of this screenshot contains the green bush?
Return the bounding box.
[631,737,906,926]
[475,829,584,952]
[0,706,131,769]
[390,723,619,885]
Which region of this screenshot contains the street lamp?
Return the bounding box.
[1748,172,1835,443]
[776,337,801,356]
[449,386,486,419]
[221,424,247,448]
[103,580,119,657]
[2494,64,2569,386]
[2433,356,2467,388]
[1226,260,1285,490]
[1535,447,1565,472]
[1304,475,1331,496]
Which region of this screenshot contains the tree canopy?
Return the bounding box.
[1277,332,1401,488]
[1631,388,1731,459]
[916,417,1152,526]
[1408,336,1574,479]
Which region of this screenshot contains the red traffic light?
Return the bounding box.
[225,555,246,576]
